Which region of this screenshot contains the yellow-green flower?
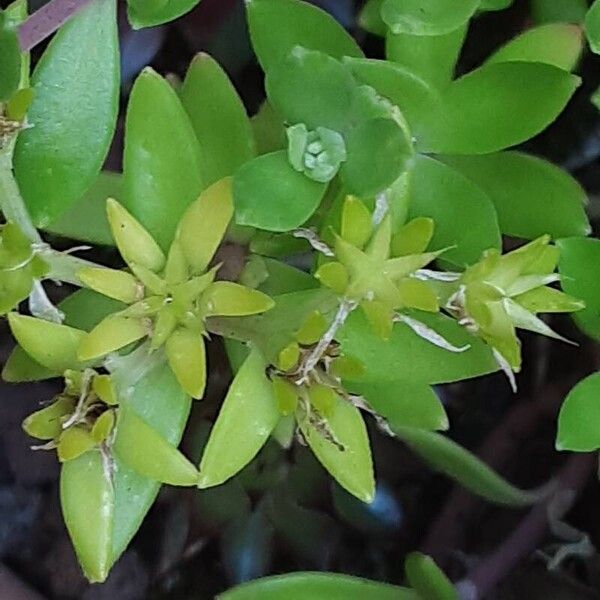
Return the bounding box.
[446,236,584,380]
[23,369,118,462]
[77,177,274,399]
[315,195,442,339]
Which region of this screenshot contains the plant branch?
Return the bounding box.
[456,453,595,600]
[18,0,95,52]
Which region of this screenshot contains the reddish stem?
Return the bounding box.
[18,0,95,52]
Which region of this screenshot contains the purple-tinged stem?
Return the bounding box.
[18,0,95,52]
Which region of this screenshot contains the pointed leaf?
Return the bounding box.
[123,67,204,250]
[8,313,88,371]
[247,0,363,73]
[13,0,119,226]
[557,237,600,341]
[201,282,274,317]
[440,152,590,240]
[0,14,20,102]
[181,53,255,186]
[586,0,600,54]
[113,406,198,485]
[23,396,74,440]
[234,151,327,232]
[531,0,587,25]
[60,450,113,582]
[199,348,279,487]
[78,267,142,304]
[418,62,580,154]
[486,23,583,71]
[405,553,457,600]
[394,426,543,506]
[176,177,234,275]
[78,316,148,361]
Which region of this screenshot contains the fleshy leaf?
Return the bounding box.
[340,118,413,197]
[266,46,357,132]
[531,0,587,25]
[13,0,119,227]
[8,313,88,371]
[440,152,590,240]
[198,348,280,487]
[299,395,375,503]
[246,0,363,73]
[0,13,20,102]
[60,450,113,583]
[180,53,255,186]
[165,327,206,399]
[220,572,415,599]
[386,24,467,89]
[417,62,580,154]
[557,373,600,451]
[338,309,498,385]
[408,155,501,267]
[78,267,142,304]
[394,426,544,506]
[127,0,201,29]
[405,553,457,600]
[113,406,198,485]
[123,67,204,251]
[557,237,600,341]
[586,0,600,54]
[176,177,234,275]
[380,0,479,36]
[78,316,148,361]
[234,151,327,232]
[486,23,583,71]
[201,282,274,317]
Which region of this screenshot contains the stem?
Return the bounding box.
[0,152,41,243]
[41,248,100,286]
[18,0,95,52]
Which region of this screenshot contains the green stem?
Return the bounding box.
[41,248,100,286]
[0,151,41,242]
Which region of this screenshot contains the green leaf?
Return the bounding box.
[299,396,374,503]
[441,152,590,240]
[405,553,457,600]
[251,101,287,155]
[266,47,357,132]
[381,0,479,36]
[127,0,201,29]
[557,372,600,451]
[479,0,514,10]
[110,359,191,563]
[359,0,386,36]
[338,309,498,385]
[13,0,119,227]
[8,313,88,372]
[44,172,119,246]
[61,289,126,332]
[350,380,448,431]
[340,118,413,197]
[531,0,587,25]
[255,257,319,296]
[343,57,441,138]
[246,0,363,73]
[60,450,113,583]
[486,23,583,71]
[2,345,56,382]
[386,24,467,89]
[0,13,20,102]
[113,406,198,485]
[417,62,580,154]
[220,572,416,600]
[557,237,600,341]
[394,426,543,506]
[587,0,600,54]
[198,347,280,487]
[408,155,501,267]
[123,67,204,251]
[180,53,256,187]
[233,151,326,232]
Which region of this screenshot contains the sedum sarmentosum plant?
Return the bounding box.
[0,0,598,590]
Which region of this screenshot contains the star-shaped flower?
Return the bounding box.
[77,178,274,399]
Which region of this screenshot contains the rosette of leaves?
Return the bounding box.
[234,44,414,232]
[0,222,48,314]
[443,236,584,385]
[77,178,274,399]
